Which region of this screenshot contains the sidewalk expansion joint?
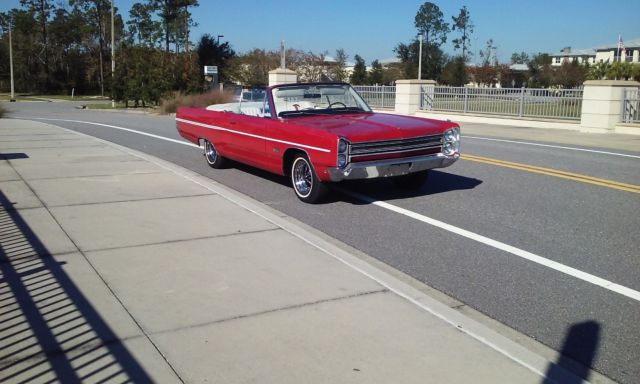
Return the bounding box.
[0,144,106,150]
[152,288,390,336]
[0,133,72,137]
[45,193,217,209]
[0,138,91,143]
[16,169,166,182]
[81,228,282,254]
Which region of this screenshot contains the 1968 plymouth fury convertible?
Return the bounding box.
[176,82,460,203]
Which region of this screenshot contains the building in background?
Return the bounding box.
[549,37,640,66]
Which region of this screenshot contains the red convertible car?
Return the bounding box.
[176,83,460,203]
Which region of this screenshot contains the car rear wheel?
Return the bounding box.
[203,139,227,168]
[392,170,429,190]
[291,154,327,203]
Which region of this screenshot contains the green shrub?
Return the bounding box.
[632,64,640,82]
[159,90,233,114]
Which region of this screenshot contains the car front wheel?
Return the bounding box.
[290,154,327,203]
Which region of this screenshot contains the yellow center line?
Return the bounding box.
[461,154,640,194]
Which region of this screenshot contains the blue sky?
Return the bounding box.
[2,0,639,63]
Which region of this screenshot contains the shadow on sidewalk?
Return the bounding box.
[0,191,152,382]
[0,153,29,160]
[542,321,600,384]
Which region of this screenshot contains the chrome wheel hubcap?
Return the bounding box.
[293,159,312,197]
[204,141,217,164]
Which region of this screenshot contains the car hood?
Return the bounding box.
[287,113,457,142]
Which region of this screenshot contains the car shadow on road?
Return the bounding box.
[226,160,482,204]
[0,191,152,382]
[542,321,600,384]
[336,170,483,204]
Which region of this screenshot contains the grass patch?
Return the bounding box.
[159,90,233,115]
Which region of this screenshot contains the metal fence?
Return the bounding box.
[353,85,396,109]
[622,88,640,123]
[420,86,584,120]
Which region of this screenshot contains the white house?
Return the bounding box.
[594,37,640,64]
[550,47,596,66]
[549,37,640,66]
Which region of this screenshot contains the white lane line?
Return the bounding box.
[338,188,640,303]
[464,135,640,159]
[17,117,200,148]
[23,116,640,302]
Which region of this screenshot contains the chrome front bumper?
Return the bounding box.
[327,153,459,181]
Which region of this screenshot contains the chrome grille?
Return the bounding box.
[349,135,442,159]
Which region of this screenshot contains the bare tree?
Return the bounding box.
[451,6,473,61]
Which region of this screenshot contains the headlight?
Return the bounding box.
[444,130,455,142]
[443,127,460,156]
[338,139,348,153]
[443,142,454,155]
[337,138,349,168]
[337,154,347,168]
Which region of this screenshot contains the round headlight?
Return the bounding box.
[443,142,454,155]
[338,139,348,153]
[444,130,455,142]
[337,154,347,168]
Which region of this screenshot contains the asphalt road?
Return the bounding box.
[5,101,640,384]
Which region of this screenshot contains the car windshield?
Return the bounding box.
[271,84,372,118]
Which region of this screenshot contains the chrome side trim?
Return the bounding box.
[176,117,331,153]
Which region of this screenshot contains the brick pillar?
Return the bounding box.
[394,79,435,115]
[580,80,640,133]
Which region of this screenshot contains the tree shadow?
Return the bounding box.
[542,321,600,384]
[0,191,152,382]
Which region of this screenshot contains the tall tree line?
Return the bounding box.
[0,0,205,101]
[394,2,474,84]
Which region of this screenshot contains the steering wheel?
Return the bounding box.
[327,101,347,109]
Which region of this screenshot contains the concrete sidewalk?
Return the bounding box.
[0,118,587,383]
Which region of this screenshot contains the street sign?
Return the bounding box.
[204,66,218,75]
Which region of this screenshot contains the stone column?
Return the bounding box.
[394,79,435,115]
[580,80,640,133]
[268,68,298,87]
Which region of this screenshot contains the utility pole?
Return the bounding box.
[111,0,115,108]
[418,33,423,80]
[8,21,15,102]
